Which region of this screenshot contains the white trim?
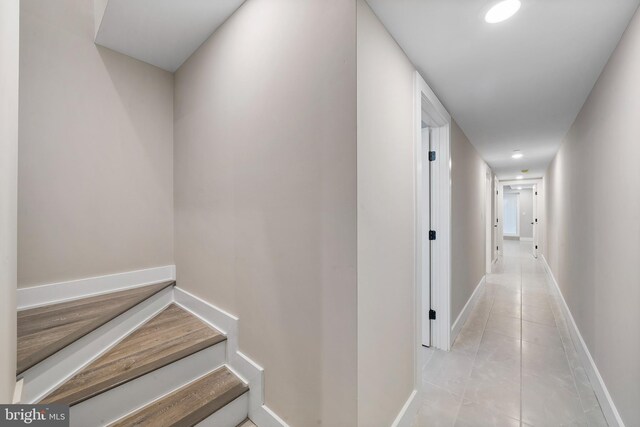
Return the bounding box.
[451,275,486,346]
[520,237,533,242]
[390,390,420,427]
[15,271,284,426]
[71,343,227,427]
[417,125,431,346]
[12,379,23,404]
[414,72,452,418]
[429,112,451,353]
[20,286,174,404]
[541,256,625,427]
[485,170,493,274]
[17,265,176,310]
[498,178,544,259]
[493,175,499,261]
[173,287,289,427]
[197,392,249,427]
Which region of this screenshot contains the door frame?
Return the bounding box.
[418,125,431,347]
[532,184,538,258]
[414,69,452,381]
[498,179,544,256]
[485,170,493,273]
[493,175,499,262]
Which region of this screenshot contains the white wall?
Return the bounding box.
[544,7,640,425]
[173,1,357,425]
[18,0,175,288]
[356,1,416,424]
[451,120,490,322]
[0,0,19,404]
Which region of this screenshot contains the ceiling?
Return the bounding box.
[95,0,246,72]
[367,0,640,179]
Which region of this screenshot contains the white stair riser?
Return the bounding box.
[196,392,249,427]
[70,343,227,427]
[21,286,174,404]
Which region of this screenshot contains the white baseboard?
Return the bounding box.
[390,389,420,427]
[17,265,176,310]
[451,275,486,346]
[540,256,624,427]
[12,379,23,404]
[520,237,533,242]
[174,287,288,427]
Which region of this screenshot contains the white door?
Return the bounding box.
[494,176,499,260]
[497,183,504,257]
[532,184,538,258]
[420,127,431,346]
[485,172,492,273]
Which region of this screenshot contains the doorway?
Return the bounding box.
[497,179,543,259]
[503,192,520,238]
[485,171,493,273]
[415,71,451,354]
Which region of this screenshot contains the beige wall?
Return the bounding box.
[544,7,640,425]
[356,1,416,425]
[18,0,174,288]
[173,1,357,425]
[451,120,489,321]
[0,0,19,404]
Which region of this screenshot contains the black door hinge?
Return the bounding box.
[496,246,499,251]
[535,218,538,223]
[429,151,436,161]
[429,309,436,320]
[535,245,538,250]
[429,230,436,240]
[535,191,538,195]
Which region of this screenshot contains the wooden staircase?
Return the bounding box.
[17,282,254,427]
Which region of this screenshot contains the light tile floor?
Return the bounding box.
[413,240,608,427]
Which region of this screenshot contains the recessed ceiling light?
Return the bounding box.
[512,153,523,159]
[516,175,524,180]
[485,0,521,24]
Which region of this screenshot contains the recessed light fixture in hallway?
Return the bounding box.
[485,0,522,24]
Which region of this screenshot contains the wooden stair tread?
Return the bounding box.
[110,366,248,427]
[237,419,257,427]
[41,304,225,406]
[17,281,175,374]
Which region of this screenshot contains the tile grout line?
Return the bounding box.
[444,257,501,424]
[449,271,497,424]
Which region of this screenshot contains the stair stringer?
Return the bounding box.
[173,288,289,427]
[20,286,174,404]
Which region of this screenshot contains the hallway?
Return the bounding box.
[413,241,607,426]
